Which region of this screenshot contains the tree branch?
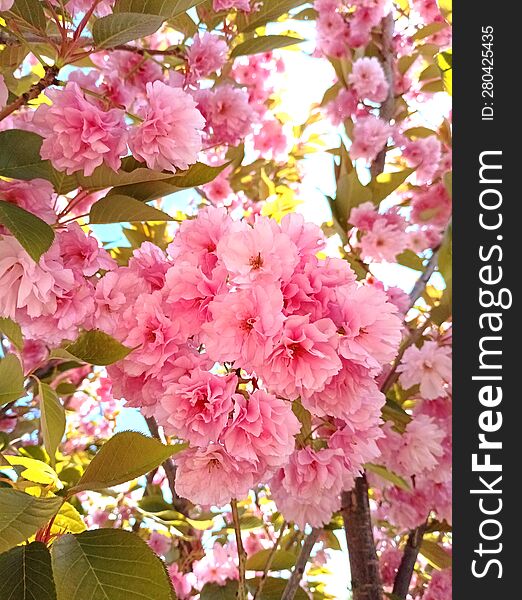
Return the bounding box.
[281,527,320,600]
[342,476,383,600]
[370,13,396,179]
[253,521,287,600]
[392,522,428,599]
[231,499,247,600]
[407,247,440,311]
[145,416,189,513]
[0,64,60,122]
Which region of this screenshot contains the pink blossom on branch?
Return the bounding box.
[34,82,127,176]
[129,81,205,172]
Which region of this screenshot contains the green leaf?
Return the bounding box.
[90,195,175,224]
[0,489,63,553]
[420,540,452,570]
[70,431,187,493]
[381,398,412,432]
[5,0,47,32]
[75,156,174,192]
[231,35,304,58]
[201,582,239,600]
[170,161,230,188]
[0,317,23,351]
[403,126,438,139]
[0,542,57,600]
[365,463,411,491]
[38,382,66,468]
[51,529,175,600]
[65,330,133,366]
[334,170,372,228]
[0,44,28,70]
[236,0,306,32]
[396,249,424,271]
[369,168,414,204]
[0,130,50,180]
[245,549,297,571]
[93,12,165,48]
[113,161,229,202]
[437,50,452,95]
[0,200,55,262]
[113,0,206,17]
[246,577,309,600]
[0,354,25,407]
[412,22,449,41]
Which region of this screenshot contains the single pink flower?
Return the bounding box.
[349,57,389,102]
[222,390,300,475]
[201,284,285,367]
[270,447,348,528]
[161,372,237,446]
[350,115,392,163]
[217,217,299,287]
[34,82,127,176]
[129,81,205,173]
[175,444,255,507]
[397,340,451,399]
[258,315,342,400]
[187,33,228,78]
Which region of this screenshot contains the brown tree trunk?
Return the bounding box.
[342,476,383,600]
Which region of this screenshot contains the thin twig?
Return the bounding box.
[0,64,60,122]
[407,247,441,311]
[231,499,248,600]
[281,528,320,600]
[253,521,288,600]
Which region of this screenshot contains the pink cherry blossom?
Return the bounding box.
[222,390,300,475]
[201,284,284,366]
[270,447,348,528]
[168,564,195,600]
[424,568,452,600]
[326,88,358,125]
[175,444,254,507]
[411,183,452,227]
[129,81,205,173]
[187,33,228,78]
[404,135,442,184]
[396,414,445,476]
[148,531,171,556]
[196,85,253,145]
[160,372,237,446]
[213,0,250,10]
[258,315,342,400]
[0,178,56,224]
[34,82,127,176]
[350,115,392,163]
[0,0,14,10]
[360,218,408,262]
[302,357,384,422]
[217,217,299,286]
[349,57,389,102]
[349,201,379,230]
[0,236,69,320]
[379,546,402,586]
[192,543,238,587]
[167,206,232,275]
[58,223,116,276]
[397,340,451,399]
[333,284,402,370]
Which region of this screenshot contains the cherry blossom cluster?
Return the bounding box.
[87,207,402,526]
